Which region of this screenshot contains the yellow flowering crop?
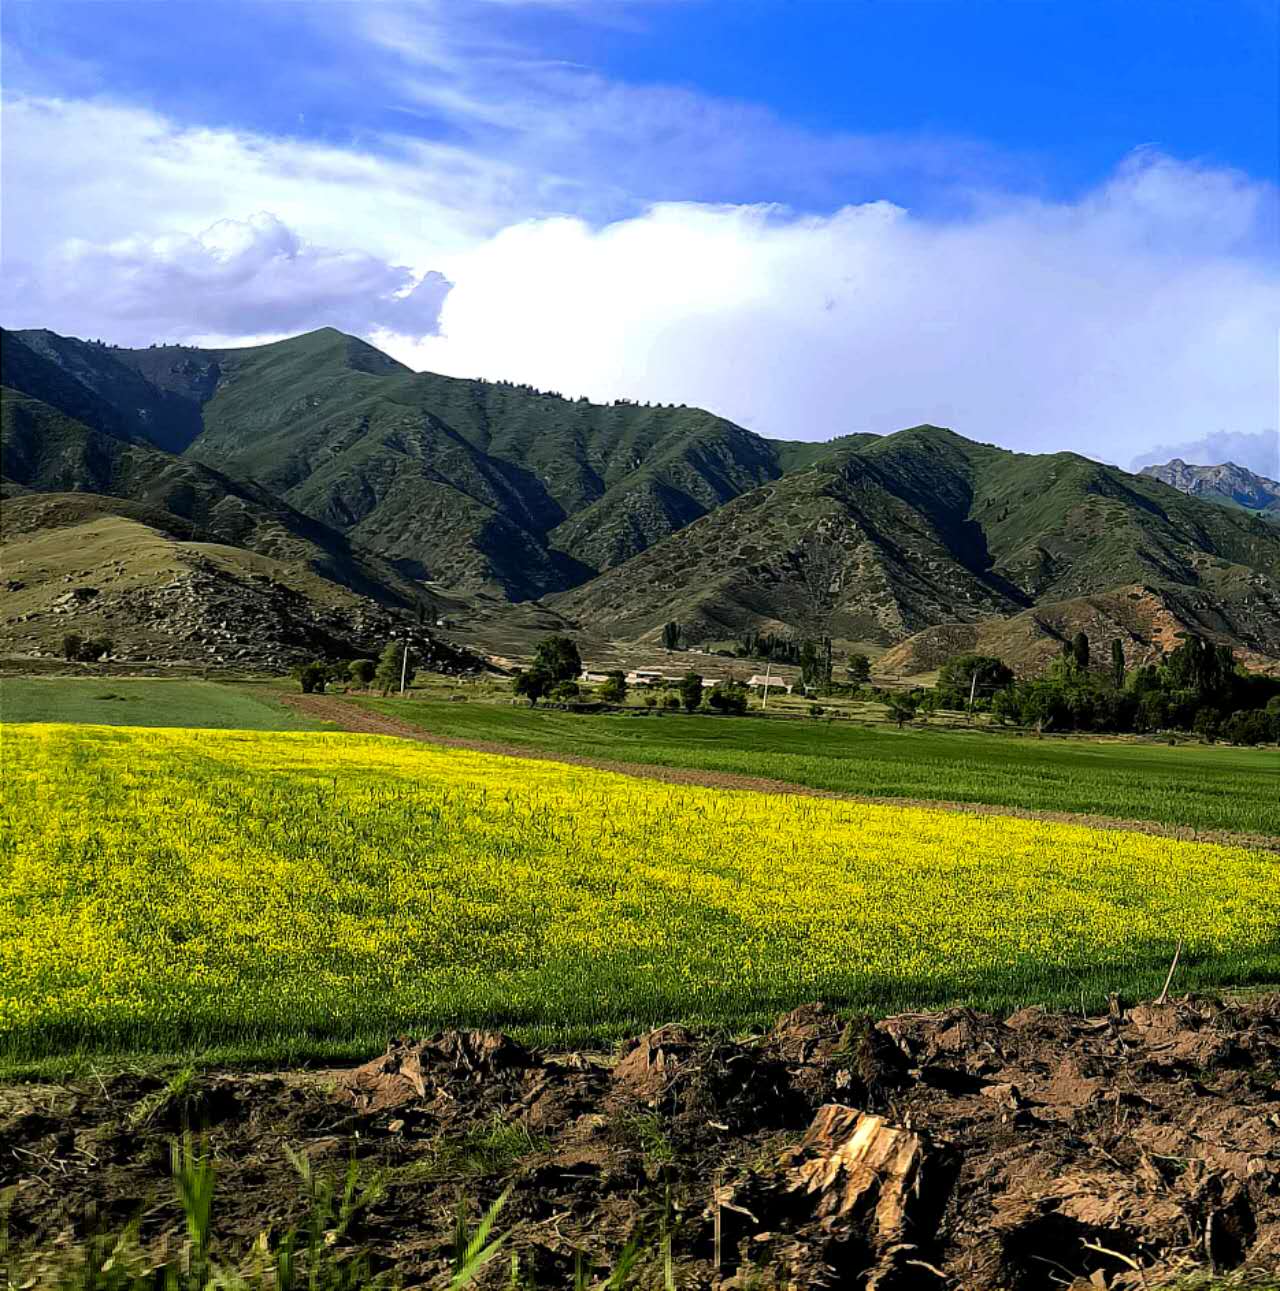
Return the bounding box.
[2,722,1277,1055]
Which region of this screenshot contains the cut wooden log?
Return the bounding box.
[785,1104,927,1240]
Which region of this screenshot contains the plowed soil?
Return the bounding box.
[281,693,1280,853]
[6,995,1280,1288]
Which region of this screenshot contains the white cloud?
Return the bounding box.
[0,93,522,275]
[8,213,451,344]
[0,94,509,344]
[378,153,1278,463]
[360,3,1011,213]
[1,81,1274,467]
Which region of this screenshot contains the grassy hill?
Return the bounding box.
[552,425,1280,659]
[8,327,862,598]
[0,491,475,668]
[876,582,1280,680]
[0,383,434,611]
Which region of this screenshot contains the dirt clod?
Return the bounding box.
[5,993,1280,1287]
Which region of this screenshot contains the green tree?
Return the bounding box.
[798,639,822,691]
[549,679,580,702]
[845,653,872,686]
[1135,690,1170,733]
[297,661,328,694]
[1071,632,1091,673]
[991,687,1023,726]
[513,668,551,706]
[1222,709,1273,746]
[707,681,748,715]
[374,641,413,696]
[679,671,704,712]
[62,632,83,662]
[1191,707,1220,742]
[531,636,582,684]
[1162,635,1235,702]
[662,621,682,652]
[599,670,628,704]
[1110,638,1126,689]
[348,658,376,689]
[935,654,1015,709]
[885,693,917,729]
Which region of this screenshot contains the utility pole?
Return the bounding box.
[761,658,772,710]
[967,669,979,721]
[400,642,410,696]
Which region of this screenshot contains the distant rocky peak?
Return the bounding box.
[1140,458,1280,510]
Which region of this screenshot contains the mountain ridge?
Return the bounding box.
[1140,458,1280,515]
[5,324,1279,672]
[8,326,842,598]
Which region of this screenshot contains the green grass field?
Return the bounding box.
[358,696,1280,837]
[0,677,330,731]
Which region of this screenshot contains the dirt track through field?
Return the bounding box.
[283,693,1280,853]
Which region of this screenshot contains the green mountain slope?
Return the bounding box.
[183,338,820,594]
[9,327,847,598]
[552,426,1280,655]
[4,328,214,453]
[0,382,427,611]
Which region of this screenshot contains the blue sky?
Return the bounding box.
[2,0,1277,470]
[8,0,1275,205]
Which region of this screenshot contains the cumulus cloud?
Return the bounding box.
[0,94,515,277]
[1131,430,1280,479]
[3,212,451,345]
[1,91,1275,467]
[379,153,1278,464]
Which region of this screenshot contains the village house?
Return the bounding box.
[747,674,793,693]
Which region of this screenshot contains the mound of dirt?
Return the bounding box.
[4,995,1280,1288]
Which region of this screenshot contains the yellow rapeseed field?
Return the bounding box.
[2,722,1277,1055]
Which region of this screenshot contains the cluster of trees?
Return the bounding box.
[933,653,1015,710]
[294,642,417,696]
[733,634,874,691]
[487,378,571,400]
[734,631,805,664]
[799,638,835,690]
[946,634,1279,745]
[510,636,752,716]
[671,671,749,714]
[62,633,113,663]
[512,637,584,705]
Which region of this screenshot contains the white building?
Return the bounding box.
[747,674,793,693]
[626,668,668,686]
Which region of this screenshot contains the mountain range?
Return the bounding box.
[1139,459,1280,516]
[3,325,1279,674]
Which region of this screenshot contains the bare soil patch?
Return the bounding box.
[5,996,1280,1287]
[280,693,1280,853]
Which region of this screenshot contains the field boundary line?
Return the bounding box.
[280,694,1280,853]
